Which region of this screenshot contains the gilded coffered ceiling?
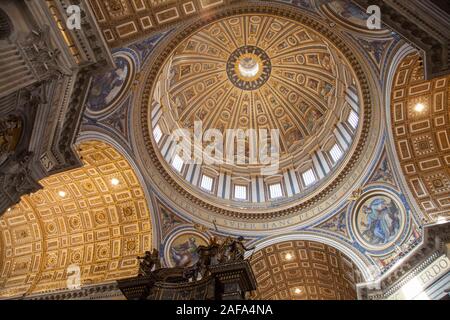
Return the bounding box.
[1,0,448,302]
[250,240,362,300]
[0,141,152,298]
[87,0,232,48]
[390,53,450,222]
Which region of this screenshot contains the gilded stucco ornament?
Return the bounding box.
[0,115,22,166]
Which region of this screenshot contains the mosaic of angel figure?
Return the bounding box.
[170,237,201,267]
[359,197,401,246]
[86,57,128,112]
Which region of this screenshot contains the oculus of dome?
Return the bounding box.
[227,46,271,90]
[237,55,260,78]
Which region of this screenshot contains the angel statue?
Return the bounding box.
[137,249,160,276]
[223,236,255,262]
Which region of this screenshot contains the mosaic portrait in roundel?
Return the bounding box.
[86,55,130,114]
[355,194,405,249]
[168,233,208,268]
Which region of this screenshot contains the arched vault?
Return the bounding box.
[0,141,152,298]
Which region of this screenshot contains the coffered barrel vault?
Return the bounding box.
[250,240,363,300]
[87,0,234,48]
[0,141,152,298]
[390,53,450,222]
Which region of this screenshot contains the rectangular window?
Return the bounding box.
[234,185,247,200]
[171,154,184,173]
[153,125,163,143]
[200,175,213,192]
[330,144,343,163]
[302,169,316,187]
[269,183,283,199]
[348,110,359,130]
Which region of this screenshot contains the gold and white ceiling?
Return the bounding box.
[146,13,363,213]
[0,141,151,298]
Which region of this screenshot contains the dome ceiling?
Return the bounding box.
[133,3,379,228]
[159,14,349,160]
[147,12,363,210]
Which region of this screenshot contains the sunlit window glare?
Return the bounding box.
[200,175,213,192]
[234,185,247,200]
[238,57,259,78]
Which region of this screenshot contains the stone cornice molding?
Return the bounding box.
[13,282,123,300]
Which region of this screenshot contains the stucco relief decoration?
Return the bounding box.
[0,115,22,166]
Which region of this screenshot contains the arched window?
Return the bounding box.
[0,9,12,40]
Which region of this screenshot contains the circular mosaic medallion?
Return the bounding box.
[165,232,208,268]
[352,191,406,252]
[86,53,134,116]
[226,46,271,90]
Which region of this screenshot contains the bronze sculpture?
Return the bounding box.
[224,236,255,261]
[121,236,257,299]
[137,248,161,276]
[182,235,255,281]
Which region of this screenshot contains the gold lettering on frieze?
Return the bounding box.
[387,255,450,300]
